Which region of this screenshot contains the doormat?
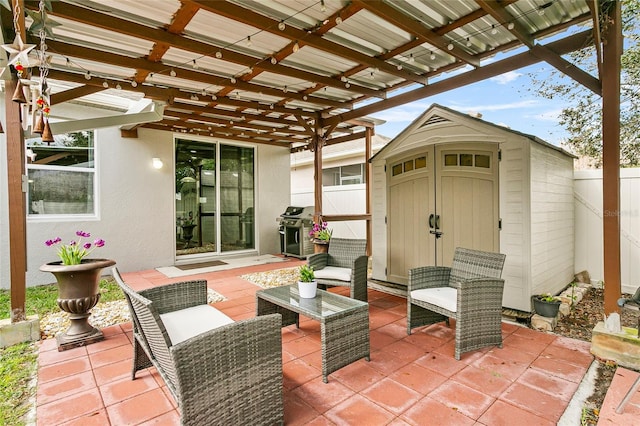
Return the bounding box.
[156,255,290,278]
[175,260,227,270]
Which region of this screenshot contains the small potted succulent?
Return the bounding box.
[298,264,317,298]
[532,293,561,318]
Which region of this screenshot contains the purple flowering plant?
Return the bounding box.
[309,221,332,242]
[45,231,106,265]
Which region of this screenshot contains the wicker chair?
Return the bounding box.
[113,268,283,426]
[308,238,368,302]
[407,247,506,360]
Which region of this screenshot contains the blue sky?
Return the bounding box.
[371,63,570,145]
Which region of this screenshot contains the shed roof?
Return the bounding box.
[370,103,576,162]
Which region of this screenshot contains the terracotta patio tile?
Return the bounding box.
[486,343,540,365]
[516,368,579,401]
[540,343,594,369]
[500,322,521,335]
[370,329,398,350]
[160,385,178,409]
[530,356,588,383]
[402,332,449,352]
[106,388,175,425]
[428,380,495,419]
[389,363,448,395]
[451,364,512,398]
[370,310,405,331]
[415,352,466,377]
[38,337,59,352]
[598,367,640,423]
[36,388,104,426]
[400,396,475,426]
[500,382,568,422]
[478,399,555,426]
[100,324,124,337]
[324,394,395,426]
[38,345,87,367]
[387,417,412,426]
[88,344,132,369]
[38,356,91,384]
[361,377,422,415]
[512,327,556,343]
[283,358,321,389]
[59,408,110,426]
[93,358,134,386]
[138,409,181,425]
[85,333,131,354]
[368,348,412,375]
[120,321,133,332]
[383,340,428,363]
[300,350,323,371]
[283,336,321,358]
[99,373,159,406]
[376,320,410,340]
[303,415,337,426]
[283,390,321,426]
[291,376,355,413]
[471,353,529,382]
[501,333,550,356]
[331,360,387,392]
[549,334,592,353]
[37,370,97,405]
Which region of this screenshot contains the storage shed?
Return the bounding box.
[370,104,576,312]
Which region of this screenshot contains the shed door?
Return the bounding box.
[387,144,499,284]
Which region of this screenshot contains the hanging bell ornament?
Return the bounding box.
[12,80,27,103]
[41,119,55,144]
[33,111,45,134]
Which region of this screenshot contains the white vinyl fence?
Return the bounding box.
[574,169,640,293]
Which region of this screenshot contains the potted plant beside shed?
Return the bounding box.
[532,293,562,318]
[309,221,332,253]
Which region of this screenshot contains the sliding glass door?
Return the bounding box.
[175,139,254,258]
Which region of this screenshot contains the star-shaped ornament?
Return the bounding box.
[30,53,52,69]
[1,35,36,68]
[0,0,11,11]
[27,9,61,39]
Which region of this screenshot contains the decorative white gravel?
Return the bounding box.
[241,267,300,288]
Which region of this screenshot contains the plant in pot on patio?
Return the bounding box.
[309,220,332,254]
[298,264,317,298]
[39,231,116,351]
[532,293,562,318]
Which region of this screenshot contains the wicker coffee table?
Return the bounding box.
[256,285,370,382]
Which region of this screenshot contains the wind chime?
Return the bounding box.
[1,0,56,143]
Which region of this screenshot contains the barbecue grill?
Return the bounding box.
[277,206,314,259]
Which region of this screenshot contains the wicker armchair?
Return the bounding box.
[113,268,283,426]
[308,238,368,302]
[407,247,506,360]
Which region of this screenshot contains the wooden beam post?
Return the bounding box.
[602,1,622,315]
[313,135,323,223]
[365,127,373,256]
[6,0,28,323]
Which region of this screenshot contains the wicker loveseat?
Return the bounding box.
[113,268,283,426]
[308,238,368,302]
[407,247,506,360]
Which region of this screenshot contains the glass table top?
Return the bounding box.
[257,285,368,319]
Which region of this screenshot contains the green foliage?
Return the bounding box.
[0,277,123,320]
[528,0,640,167]
[537,293,559,303]
[0,342,37,426]
[298,264,315,282]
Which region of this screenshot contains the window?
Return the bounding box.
[27,131,96,216]
[322,163,366,186]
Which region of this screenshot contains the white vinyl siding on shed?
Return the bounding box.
[529,143,575,297]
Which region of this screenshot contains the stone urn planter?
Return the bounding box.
[40,258,116,351]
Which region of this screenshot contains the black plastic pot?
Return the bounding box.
[532,296,561,318]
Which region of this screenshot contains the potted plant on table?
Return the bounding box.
[309,221,332,253]
[298,264,317,298]
[39,231,115,351]
[532,293,562,318]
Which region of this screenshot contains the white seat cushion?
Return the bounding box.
[410,287,458,313]
[314,266,351,282]
[160,304,234,345]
